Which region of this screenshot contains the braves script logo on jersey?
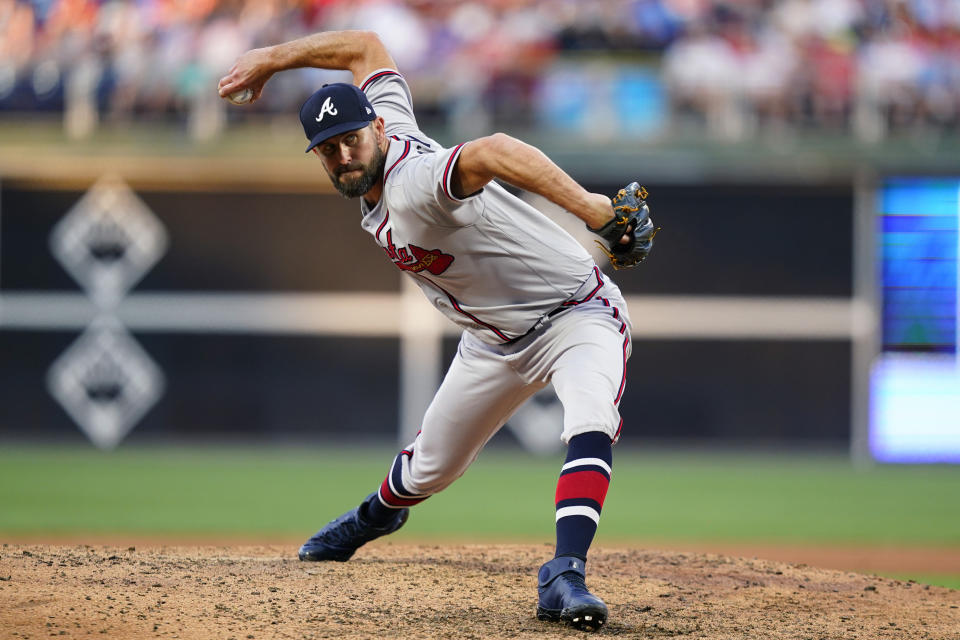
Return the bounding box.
[383,230,454,275]
[315,97,338,121]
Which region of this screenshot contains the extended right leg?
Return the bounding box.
[299,332,541,562]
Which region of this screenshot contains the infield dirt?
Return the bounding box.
[2,543,958,639]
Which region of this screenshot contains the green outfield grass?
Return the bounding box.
[2,444,958,544]
[1,445,958,587]
[886,574,960,591]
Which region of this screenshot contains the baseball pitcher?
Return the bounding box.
[218,30,657,632]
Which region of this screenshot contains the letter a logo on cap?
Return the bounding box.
[315,97,338,122]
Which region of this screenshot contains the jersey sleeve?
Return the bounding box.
[434,143,478,209]
[359,68,423,138]
[391,142,484,226]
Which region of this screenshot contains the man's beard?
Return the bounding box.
[329,145,386,199]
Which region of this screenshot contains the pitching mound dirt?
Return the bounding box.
[2,543,957,639]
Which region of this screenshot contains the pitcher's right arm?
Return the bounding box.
[218,31,397,103]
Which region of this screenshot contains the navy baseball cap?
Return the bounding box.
[300,83,377,153]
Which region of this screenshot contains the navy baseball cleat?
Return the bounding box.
[536,556,608,632]
[298,493,409,562]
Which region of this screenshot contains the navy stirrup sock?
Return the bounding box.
[362,494,401,526]
[362,448,430,526]
[554,431,613,559]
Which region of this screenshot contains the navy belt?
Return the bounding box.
[501,304,573,346]
[547,304,573,318]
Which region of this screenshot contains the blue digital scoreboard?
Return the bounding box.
[870,177,960,463]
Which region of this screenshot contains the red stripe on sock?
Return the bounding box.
[555,470,610,506]
[379,477,426,507]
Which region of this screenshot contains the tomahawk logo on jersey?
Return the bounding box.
[382,232,454,276]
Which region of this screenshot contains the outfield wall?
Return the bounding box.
[0,177,858,450]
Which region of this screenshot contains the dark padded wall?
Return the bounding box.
[0,182,853,445]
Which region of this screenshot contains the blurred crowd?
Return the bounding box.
[1,0,959,141]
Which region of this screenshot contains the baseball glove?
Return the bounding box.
[588,182,659,270]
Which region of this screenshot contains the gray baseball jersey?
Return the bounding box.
[358,69,600,345]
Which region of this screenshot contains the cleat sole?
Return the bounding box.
[561,602,607,632]
[297,546,356,562]
[537,604,608,632]
[536,606,562,622]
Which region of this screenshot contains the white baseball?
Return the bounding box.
[227,88,254,105]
